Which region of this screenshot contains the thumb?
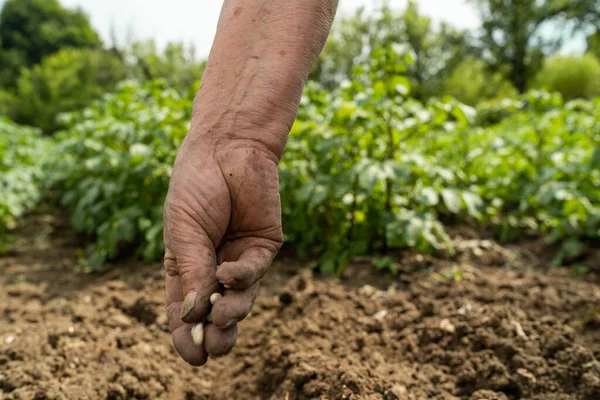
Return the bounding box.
[172,233,221,324]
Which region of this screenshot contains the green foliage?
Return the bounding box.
[311,1,471,100]
[282,46,469,272]
[469,0,600,93]
[589,31,600,59]
[15,48,127,133]
[51,80,194,266]
[0,0,100,87]
[372,257,399,275]
[441,57,518,105]
[0,89,17,119]
[44,45,600,274]
[125,40,206,91]
[0,118,51,252]
[533,54,600,100]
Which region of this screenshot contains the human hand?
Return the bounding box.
[163,135,283,365]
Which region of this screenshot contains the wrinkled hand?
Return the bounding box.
[163,135,283,365]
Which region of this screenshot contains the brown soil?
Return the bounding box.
[2,212,600,400]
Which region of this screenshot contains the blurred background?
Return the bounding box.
[1,0,599,274]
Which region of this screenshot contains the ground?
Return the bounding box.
[1,212,600,400]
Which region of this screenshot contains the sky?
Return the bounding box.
[57,0,481,57]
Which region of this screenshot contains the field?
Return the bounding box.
[2,211,600,400]
[2,46,600,399]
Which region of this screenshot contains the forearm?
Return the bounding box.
[189,0,338,159]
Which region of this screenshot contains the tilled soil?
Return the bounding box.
[1,213,600,400]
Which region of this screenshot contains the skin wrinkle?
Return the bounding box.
[190,0,337,158]
[163,0,339,365]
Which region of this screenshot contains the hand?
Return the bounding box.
[163,134,283,366]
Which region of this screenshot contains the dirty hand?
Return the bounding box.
[161,0,338,366]
[163,135,283,365]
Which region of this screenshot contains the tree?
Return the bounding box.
[589,31,600,59]
[441,57,517,105]
[470,0,600,93]
[125,40,206,91]
[15,48,126,132]
[533,54,600,100]
[310,1,472,100]
[0,0,100,87]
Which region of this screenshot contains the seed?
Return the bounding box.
[210,293,222,304]
[223,284,232,289]
[191,323,204,345]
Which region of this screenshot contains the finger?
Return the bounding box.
[210,282,260,329]
[204,323,238,357]
[165,272,186,332]
[171,324,208,366]
[216,247,274,290]
[174,239,221,324]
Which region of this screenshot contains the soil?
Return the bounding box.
[2,211,600,400]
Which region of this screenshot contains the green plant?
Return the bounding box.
[533,54,600,100]
[45,46,600,275]
[15,48,127,132]
[51,79,194,266]
[0,118,50,252]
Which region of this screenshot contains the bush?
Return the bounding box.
[0,118,51,251]
[51,80,194,266]
[47,47,600,273]
[0,89,17,119]
[533,54,600,100]
[441,57,518,105]
[15,48,127,132]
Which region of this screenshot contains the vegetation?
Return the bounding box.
[533,54,600,100]
[51,80,195,265]
[15,48,127,132]
[469,0,599,93]
[0,119,51,252]
[0,0,599,274]
[0,0,101,88]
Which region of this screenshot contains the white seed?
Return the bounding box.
[223,284,232,289]
[210,293,222,304]
[191,323,204,345]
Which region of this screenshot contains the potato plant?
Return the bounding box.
[0,119,51,252]
[51,79,194,266]
[47,47,600,272]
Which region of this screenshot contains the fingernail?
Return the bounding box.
[191,323,204,345]
[224,318,237,328]
[210,293,222,304]
[223,284,232,289]
[180,291,197,320]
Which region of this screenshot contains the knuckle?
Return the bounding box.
[164,255,178,276]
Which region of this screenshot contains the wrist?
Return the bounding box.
[187,97,294,162]
[184,121,287,165]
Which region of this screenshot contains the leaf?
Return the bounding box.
[461,191,483,218]
[296,180,316,202]
[420,187,439,207]
[441,189,461,214]
[591,146,600,169]
[372,257,399,275]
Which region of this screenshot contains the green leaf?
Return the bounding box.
[420,187,439,207]
[441,189,461,214]
[461,191,483,218]
[591,146,600,169]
